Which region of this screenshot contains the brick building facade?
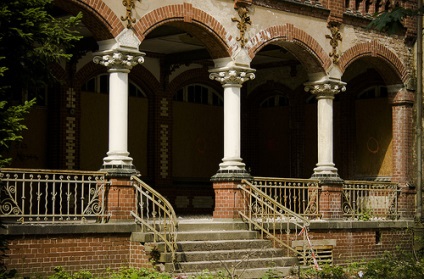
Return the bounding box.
[1,0,422,277]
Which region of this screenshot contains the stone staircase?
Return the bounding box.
[131,218,299,278]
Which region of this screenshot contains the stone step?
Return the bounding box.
[168,256,297,272]
[176,230,258,241]
[177,220,249,231]
[176,239,274,251]
[176,266,297,279]
[175,248,285,262]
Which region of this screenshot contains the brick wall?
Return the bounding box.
[4,233,151,278]
[305,228,413,265]
[213,181,246,219]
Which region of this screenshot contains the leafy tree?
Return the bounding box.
[368,6,424,34]
[0,0,82,167]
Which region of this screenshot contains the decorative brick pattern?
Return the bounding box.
[160,124,169,179]
[65,88,77,169]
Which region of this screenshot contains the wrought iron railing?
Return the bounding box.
[130,175,178,263]
[251,177,320,218]
[342,180,399,220]
[238,179,311,263]
[0,168,108,224]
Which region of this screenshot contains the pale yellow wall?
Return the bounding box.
[80,93,148,173]
[355,98,392,178]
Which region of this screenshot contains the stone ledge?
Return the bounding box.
[309,219,415,230]
[1,222,139,235]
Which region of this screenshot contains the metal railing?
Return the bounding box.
[343,180,399,220]
[251,177,320,219]
[238,179,311,263]
[0,168,108,224]
[130,175,178,263]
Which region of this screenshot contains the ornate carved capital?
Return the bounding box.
[209,69,255,85]
[93,51,144,70]
[305,81,346,98]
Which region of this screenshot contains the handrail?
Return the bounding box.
[130,175,178,263]
[238,179,310,264]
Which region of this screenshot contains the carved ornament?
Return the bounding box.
[232,6,251,48]
[326,23,342,64]
[121,0,140,29]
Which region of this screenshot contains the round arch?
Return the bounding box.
[133,3,232,59]
[54,0,124,40]
[339,40,408,85]
[248,24,332,74]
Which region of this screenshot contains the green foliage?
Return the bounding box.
[367,6,424,35]
[0,98,35,167]
[0,0,83,89]
[362,251,424,279]
[300,264,348,279]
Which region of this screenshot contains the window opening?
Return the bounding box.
[81,74,146,97]
[174,84,222,106]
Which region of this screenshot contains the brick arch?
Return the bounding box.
[133,3,231,59]
[129,66,162,99]
[168,67,222,96]
[54,0,124,40]
[73,63,106,90]
[248,24,332,74]
[339,40,407,85]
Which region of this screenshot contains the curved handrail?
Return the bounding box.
[130,175,178,263]
[238,179,311,263]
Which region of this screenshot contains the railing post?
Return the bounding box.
[106,177,136,221]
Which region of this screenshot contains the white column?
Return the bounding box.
[222,83,243,169]
[209,67,255,179]
[93,51,144,173]
[305,80,346,181]
[107,69,130,163]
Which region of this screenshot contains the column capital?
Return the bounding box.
[93,50,145,71]
[304,79,346,98]
[209,66,255,85]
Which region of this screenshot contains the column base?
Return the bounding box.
[211,169,252,182]
[101,164,139,177]
[312,165,343,184]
